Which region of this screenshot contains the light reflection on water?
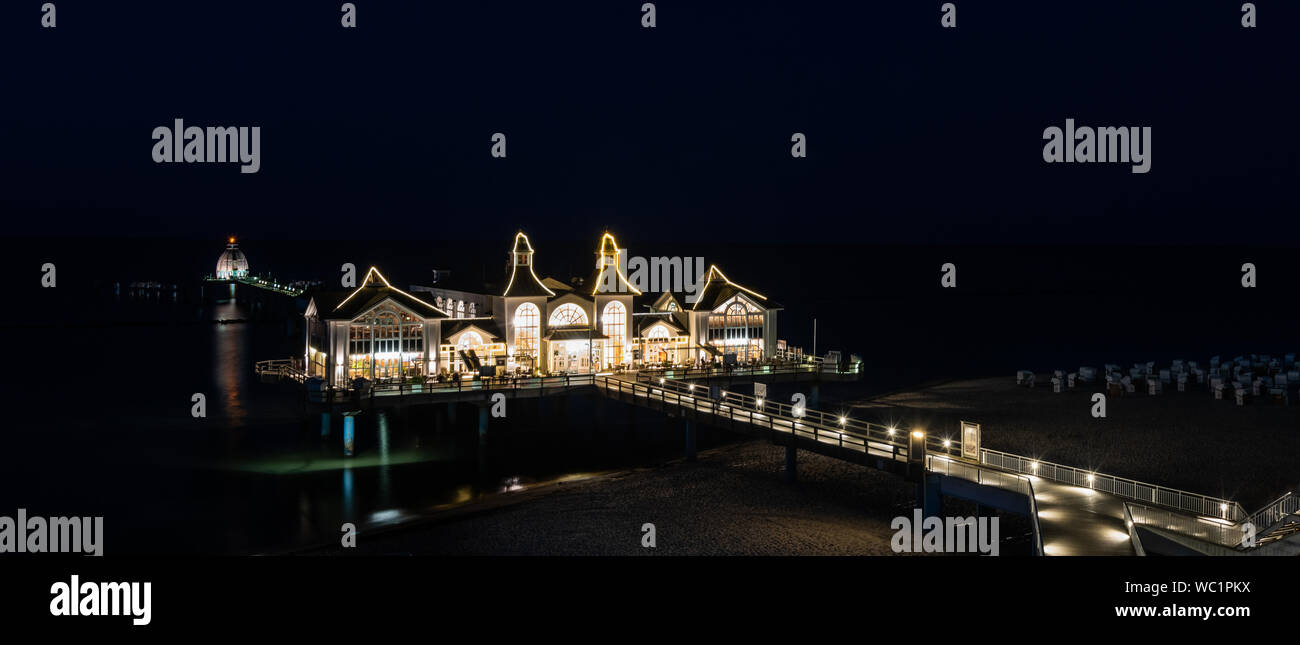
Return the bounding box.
[377,411,391,507]
[212,301,248,428]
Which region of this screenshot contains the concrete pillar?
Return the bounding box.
[320,411,330,438]
[684,420,697,462]
[809,383,820,411]
[784,444,797,483]
[343,413,356,456]
[447,401,458,425]
[918,474,942,518]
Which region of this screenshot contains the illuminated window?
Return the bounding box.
[706,298,764,362]
[513,303,540,362]
[602,301,626,367]
[549,303,588,327]
[601,301,626,338]
[646,324,670,364]
[666,301,678,312]
[347,302,424,379]
[457,331,484,350]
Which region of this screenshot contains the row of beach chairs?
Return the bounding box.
[1017,353,1300,406]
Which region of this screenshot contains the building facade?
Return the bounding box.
[303,231,781,386]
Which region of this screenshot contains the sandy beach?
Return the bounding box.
[305,439,928,556]
[854,376,1300,509]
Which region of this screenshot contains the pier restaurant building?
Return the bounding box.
[302,232,781,385]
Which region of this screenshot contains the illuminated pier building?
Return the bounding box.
[302,232,781,385]
[215,237,250,279]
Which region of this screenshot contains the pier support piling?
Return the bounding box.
[918,474,942,518]
[320,411,330,438]
[809,383,820,411]
[342,413,357,457]
[684,420,697,462]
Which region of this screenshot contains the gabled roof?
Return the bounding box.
[637,315,684,336]
[548,290,593,309]
[649,291,682,312]
[442,320,504,342]
[691,265,781,311]
[542,277,574,293]
[503,232,556,298]
[325,267,451,320]
[305,289,350,318]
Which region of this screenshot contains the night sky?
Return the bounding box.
[1,1,1296,244]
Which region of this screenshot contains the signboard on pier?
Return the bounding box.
[961,421,980,461]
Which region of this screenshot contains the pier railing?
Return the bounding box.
[336,373,599,401]
[1124,491,1298,552]
[1125,502,1244,549]
[621,374,963,458]
[635,361,861,382]
[1248,491,1298,535]
[979,447,1247,522]
[254,359,306,382]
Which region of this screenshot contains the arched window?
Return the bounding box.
[549,303,588,327]
[601,301,627,368]
[513,302,540,360]
[666,301,678,312]
[601,301,626,339]
[646,324,670,364]
[457,301,465,318]
[457,331,484,350]
[720,300,763,361]
[725,302,748,348]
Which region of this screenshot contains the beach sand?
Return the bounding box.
[307,440,926,556]
[853,376,1300,509]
